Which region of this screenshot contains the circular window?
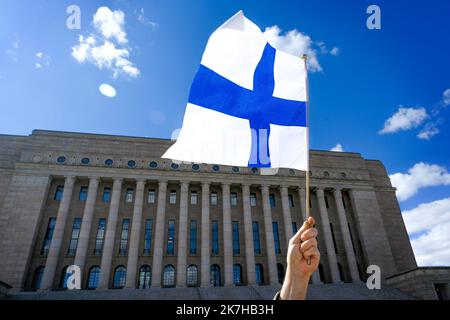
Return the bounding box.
[232,166,239,173]
[324,171,330,177]
[212,165,220,172]
[289,169,295,176]
[341,172,347,178]
[251,167,258,174]
[149,161,158,168]
[81,157,90,165]
[171,163,179,170]
[128,160,136,168]
[105,159,113,166]
[57,156,66,164]
[192,164,200,171]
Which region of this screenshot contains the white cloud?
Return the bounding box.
[403,198,450,266]
[442,88,450,106]
[263,25,338,73]
[99,83,116,97]
[379,107,427,134]
[72,7,139,78]
[138,8,158,29]
[330,47,340,56]
[330,143,344,152]
[417,122,439,140]
[389,162,450,201]
[34,52,50,69]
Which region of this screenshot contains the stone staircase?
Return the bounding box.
[3,282,414,300]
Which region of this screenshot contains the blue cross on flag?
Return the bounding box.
[163,11,308,171]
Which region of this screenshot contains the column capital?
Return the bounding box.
[260,184,270,191]
[158,179,168,185]
[180,180,190,192]
[88,176,100,182]
[221,182,231,187]
[135,177,147,183]
[241,182,252,187]
[64,175,76,182]
[201,181,211,187]
[113,177,123,183]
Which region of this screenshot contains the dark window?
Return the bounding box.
[169,190,177,204]
[348,223,356,254]
[273,221,281,255]
[232,166,239,173]
[210,264,221,287]
[143,219,153,255]
[167,219,175,254]
[67,218,81,256]
[60,266,70,289]
[342,196,346,209]
[79,186,88,201]
[81,157,90,165]
[102,187,111,202]
[189,220,197,255]
[139,265,151,288]
[186,265,198,287]
[277,263,285,284]
[54,185,64,201]
[325,195,329,208]
[289,169,295,176]
[309,197,312,208]
[292,222,298,234]
[149,161,158,168]
[125,188,134,203]
[250,193,257,206]
[119,219,130,255]
[163,265,175,287]
[288,194,294,208]
[57,156,66,164]
[105,159,113,166]
[192,164,200,171]
[269,194,276,208]
[41,217,56,255]
[337,263,344,282]
[233,264,242,285]
[212,220,219,255]
[210,192,218,206]
[251,167,258,174]
[212,165,220,171]
[255,264,264,285]
[330,223,338,254]
[232,221,240,255]
[171,163,179,170]
[319,264,325,282]
[113,266,126,288]
[231,192,238,206]
[32,266,45,290]
[147,190,156,203]
[94,218,106,255]
[190,191,198,205]
[87,266,100,289]
[252,221,261,254]
[127,160,136,168]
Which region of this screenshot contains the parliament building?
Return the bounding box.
[0,130,449,300]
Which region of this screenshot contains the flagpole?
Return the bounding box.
[301,53,312,266]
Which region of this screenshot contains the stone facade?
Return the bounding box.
[0,129,427,298]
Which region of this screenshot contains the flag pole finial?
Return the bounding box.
[301,54,308,61]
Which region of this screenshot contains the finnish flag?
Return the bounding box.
[163,11,308,170]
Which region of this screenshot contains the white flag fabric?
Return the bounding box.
[163,10,308,170]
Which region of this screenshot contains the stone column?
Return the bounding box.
[151,180,168,287]
[280,185,293,246]
[98,178,123,289]
[125,179,146,288]
[297,187,307,222]
[316,187,340,283]
[333,188,360,282]
[242,184,256,285]
[261,185,278,285]
[74,177,99,282]
[40,176,76,290]
[200,182,211,287]
[176,181,189,287]
[222,183,233,286]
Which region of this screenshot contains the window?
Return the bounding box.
[232,166,239,173]
[41,217,56,256]
[273,222,281,255]
[342,196,346,209]
[171,163,179,170]
[251,167,258,174]
[32,266,45,290]
[212,165,220,171]
[119,219,130,255]
[57,156,66,164]
[337,263,344,282]
[94,218,107,255]
[60,266,70,289]
[250,193,257,206]
[113,266,126,288]
[167,219,175,254]
[233,264,242,285]
[330,223,338,254]
[139,265,151,288]
[288,194,294,208]
[325,195,329,208]
[189,220,197,255]
[79,187,88,201]
[149,161,158,168]
[269,194,276,208]
[127,160,136,168]
[81,157,90,165]
[212,220,219,255]
[147,190,156,204]
[252,222,261,254]
[163,265,175,287]
[232,221,240,255]
[210,264,221,287]
[231,192,238,206]
[143,219,153,255]
[292,222,298,234]
[87,266,100,289]
[190,191,198,205]
[211,192,218,205]
[169,190,177,204]
[255,264,264,285]
[125,188,134,203]
[186,265,198,287]
[105,159,113,166]
[348,223,356,254]
[54,185,64,201]
[102,187,111,202]
[319,264,326,282]
[277,263,285,284]
[67,218,81,256]
[192,164,200,171]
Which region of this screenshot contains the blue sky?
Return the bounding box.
[1,0,450,265]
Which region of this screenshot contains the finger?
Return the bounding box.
[302,246,320,259]
[300,238,317,252]
[290,216,316,245]
[307,216,316,228]
[300,227,318,242]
